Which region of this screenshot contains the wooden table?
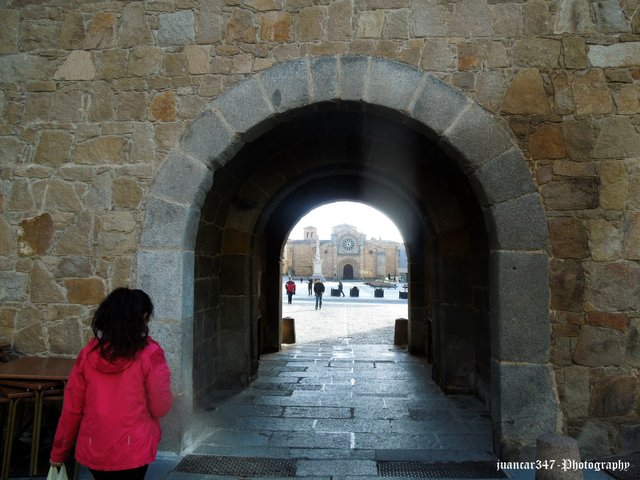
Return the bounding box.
[0,357,75,477]
[0,357,75,382]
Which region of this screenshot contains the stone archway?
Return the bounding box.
[136,56,559,459]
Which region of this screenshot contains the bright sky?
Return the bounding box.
[288,202,404,243]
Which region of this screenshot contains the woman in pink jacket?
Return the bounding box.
[50,288,173,480]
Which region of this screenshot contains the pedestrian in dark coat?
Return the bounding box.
[314,279,325,310]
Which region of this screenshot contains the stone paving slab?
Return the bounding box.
[215,404,285,417]
[283,406,354,418]
[314,418,393,434]
[270,431,354,449]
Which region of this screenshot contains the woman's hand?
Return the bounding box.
[50,460,64,468]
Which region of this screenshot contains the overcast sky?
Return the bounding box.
[288,202,404,243]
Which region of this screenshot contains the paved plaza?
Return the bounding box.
[280,280,409,345]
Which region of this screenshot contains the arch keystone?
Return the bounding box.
[338,56,369,101]
[310,56,338,102]
[367,57,425,112]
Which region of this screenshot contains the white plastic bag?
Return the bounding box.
[47,465,69,480]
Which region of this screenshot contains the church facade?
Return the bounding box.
[283,225,406,280]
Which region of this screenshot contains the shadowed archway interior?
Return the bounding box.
[193,102,490,415]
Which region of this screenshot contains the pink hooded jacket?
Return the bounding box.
[51,337,173,471]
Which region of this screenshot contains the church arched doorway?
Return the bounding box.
[342,264,354,280]
[137,56,558,459]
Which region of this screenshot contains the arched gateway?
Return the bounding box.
[137,56,559,460]
[343,264,354,280]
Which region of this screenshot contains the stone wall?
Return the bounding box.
[1,0,639,458]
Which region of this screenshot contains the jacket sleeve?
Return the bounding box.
[50,351,87,463]
[145,343,173,418]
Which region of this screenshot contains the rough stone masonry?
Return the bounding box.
[1,0,640,459]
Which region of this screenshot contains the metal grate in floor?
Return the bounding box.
[174,454,297,477]
[378,461,508,478]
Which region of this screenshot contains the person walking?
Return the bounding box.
[285,277,296,304]
[314,279,325,310]
[50,287,173,480]
[338,281,345,297]
[307,278,313,295]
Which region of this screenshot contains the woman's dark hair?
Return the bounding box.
[91,287,153,361]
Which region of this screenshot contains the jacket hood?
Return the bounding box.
[87,338,134,374]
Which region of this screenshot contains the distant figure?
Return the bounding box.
[338,281,345,297]
[308,278,313,295]
[285,277,296,304]
[314,279,325,310]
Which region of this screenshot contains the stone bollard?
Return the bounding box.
[393,318,408,345]
[535,433,583,480]
[282,317,296,344]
